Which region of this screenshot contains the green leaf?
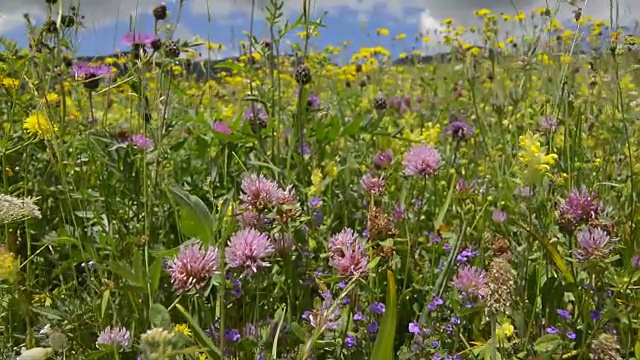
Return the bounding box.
[371,270,397,360]
[149,303,172,329]
[271,306,287,359]
[434,173,456,230]
[100,289,110,320]
[149,257,163,294]
[109,262,142,287]
[534,334,562,354]
[290,322,307,342]
[176,304,222,360]
[168,186,215,244]
[133,250,144,285]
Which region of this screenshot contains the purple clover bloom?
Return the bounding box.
[491,209,507,223]
[558,186,602,229]
[452,265,488,299]
[403,144,442,178]
[96,326,132,349]
[225,228,274,275]
[306,94,321,110]
[373,150,393,168]
[574,226,612,261]
[540,115,559,133]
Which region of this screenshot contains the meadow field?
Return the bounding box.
[2,1,640,359]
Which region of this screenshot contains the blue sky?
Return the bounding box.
[0,0,638,59]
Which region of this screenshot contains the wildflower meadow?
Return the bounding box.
[3,0,640,359]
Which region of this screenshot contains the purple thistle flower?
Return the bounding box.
[402,144,442,178]
[360,173,386,195]
[445,115,474,141]
[96,326,132,349]
[240,173,282,210]
[558,186,602,230]
[130,133,154,150]
[574,226,612,261]
[166,242,220,294]
[121,32,158,47]
[71,62,112,90]
[225,228,274,274]
[212,121,232,134]
[452,265,487,299]
[373,150,393,168]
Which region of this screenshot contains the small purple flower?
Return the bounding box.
[306,94,321,110]
[310,197,322,207]
[631,254,640,269]
[566,330,576,339]
[130,133,154,150]
[428,296,444,310]
[353,311,366,322]
[224,329,241,342]
[491,209,507,223]
[212,121,232,134]
[403,144,442,178]
[408,321,421,334]
[225,228,274,275]
[369,302,385,315]
[574,226,612,261]
[367,321,379,334]
[96,326,132,349]
[557,308,571,320]
[546,327,559,334]
[456,248,478,263]
[373,150,393,168]
[445,115,474,140]
[345,334,357,348]
[590,309,601,321]
[243,103,269,131]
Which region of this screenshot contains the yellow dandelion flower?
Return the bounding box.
[422,36,432,42]
[443,18,454,26]
[41,93,61,107]
[514,11,526,21]
[1,77,19,88]
[376,28,390,36]
[475,8,491,17]
[394,33,406,40]
[23,112,55,139]
[501,14,512,21]
[174,324,191,336]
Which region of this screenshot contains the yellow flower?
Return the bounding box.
[5,167,13,177]
[376,28,390,36]
[0,246,18,282]
[23,112,55,139]
[518,132,558,184]
[309,168,323,195]
[41,93,61,107]
[514,11,527,21]
[394,33,406,40]
[422,36,432,42]
[495,321,515,341]
[174,324,191,336]
[475,8,491,17]
[443,18,454,26]
[199,354,208,360]
[1,77,19,88]
[325,161,338,178]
